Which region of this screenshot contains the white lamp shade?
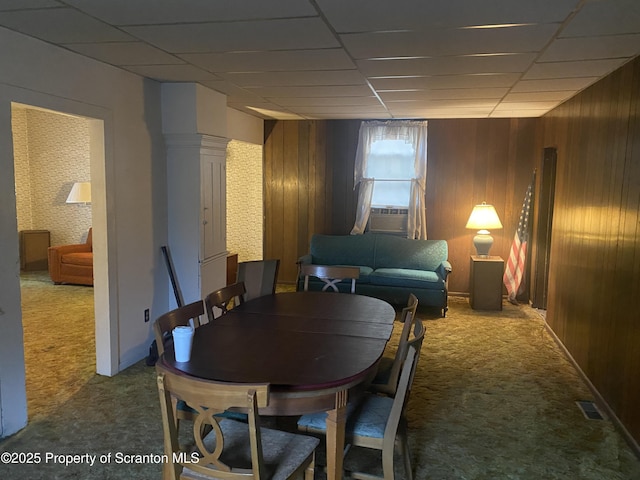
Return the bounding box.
[465,202,502,232]
[66,182,91,204]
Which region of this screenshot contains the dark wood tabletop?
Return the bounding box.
[160,291,396,480]
[162,291,396,390]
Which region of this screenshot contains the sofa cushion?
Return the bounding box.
[373,235,448,271]
[369,268,443,289]
[310,234,377,267]
[61,252,93,267]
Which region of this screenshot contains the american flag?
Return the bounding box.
[503,174,535,304]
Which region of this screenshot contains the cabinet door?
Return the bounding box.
[201,155,226,261]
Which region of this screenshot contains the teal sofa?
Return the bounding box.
[297,233,452,316]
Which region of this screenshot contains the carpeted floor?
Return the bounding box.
[2,272,639,479]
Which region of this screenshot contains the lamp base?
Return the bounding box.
[473,233,494,257]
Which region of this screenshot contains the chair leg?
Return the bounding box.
[397,429,413,480]
[304,454,316,480]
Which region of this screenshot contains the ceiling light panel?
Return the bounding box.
[123,18,339,53]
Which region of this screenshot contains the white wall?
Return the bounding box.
[0,27,264,439]
[0,26,168,437]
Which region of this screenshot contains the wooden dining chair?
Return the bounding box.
[301,264,360,293]
[297,320,425,480]
[204,282,246,323]
[153,300,204,356]
[152,301,205,428]
[236,259,280,302]
[156,362,319,480]
[369,293,420,396]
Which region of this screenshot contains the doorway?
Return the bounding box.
[532,147,557,310]
[12,103,105,419]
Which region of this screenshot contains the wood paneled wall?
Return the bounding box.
[541,56,640,448]
[263,56,640,447]
[264,118,540,294]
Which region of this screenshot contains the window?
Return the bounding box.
[366,139,416,208]
[351,120,428,239]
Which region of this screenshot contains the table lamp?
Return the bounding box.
[466,202,502,257]
[66,182,91,205]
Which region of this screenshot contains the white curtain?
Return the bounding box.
[350,120,428,239]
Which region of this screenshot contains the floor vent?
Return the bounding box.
[576,400,604,420]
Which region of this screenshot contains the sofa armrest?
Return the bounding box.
[296,254,312,266]
[437,260,452,280]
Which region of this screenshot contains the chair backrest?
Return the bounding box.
[381,320,425,452]
[153,300,204,356]
[385,294,419,395]
[301,264,360,293]
[204,282,246,323]
[156,362,270,480]
[237,259,280,302]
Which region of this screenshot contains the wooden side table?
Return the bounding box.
[19,230,50,271]
[469,255,504,310]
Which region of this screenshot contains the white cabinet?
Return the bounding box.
[166,133,229,304]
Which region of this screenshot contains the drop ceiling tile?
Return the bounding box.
[63,0,317,25]
[315,0,577,31]
[560,0,640,37]
[124,18,339,53]
[389,106,494,118]
[180,49,355,73]
[511,77,599,92]
[341,24,560,59]
[251,85,373,98]
[264,96,382,107]
[539,35,640,62]
[0,0,61,9]
[503,91,575,102]
[200,81,267,101]
[378,88,508,101]
[295,105,390,116]
[371,73,520,90]
[490,109,549,117]
[494,101,559,110]
[64,42,183,66]
[358,54,537,77]
[523,59,628,79]
[220,70,366,87]
[0,8,133,43]
[309,112,392,119]
[122,64,220,82]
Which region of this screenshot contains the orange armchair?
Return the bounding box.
[48,228,93,286]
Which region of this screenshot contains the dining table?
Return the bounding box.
[159,290,396,480]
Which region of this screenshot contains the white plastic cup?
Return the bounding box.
[172,326,194,362]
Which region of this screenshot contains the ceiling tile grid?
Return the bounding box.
[0,0,638,119]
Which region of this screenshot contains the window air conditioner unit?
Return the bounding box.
[368,208,408,236]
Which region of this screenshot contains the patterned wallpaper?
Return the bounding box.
[226,140,263,262]
[12,105,92,247]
